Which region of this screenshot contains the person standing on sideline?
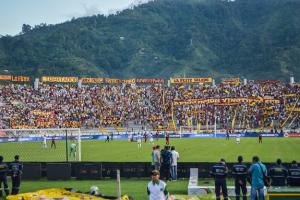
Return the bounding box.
[211,158,228,200]
[0,156,9,197]
[147,170,169,200]
[171,146,179,181]
[249,156,267,200]
[288,160,300,186]
[9,155,23,195]
[151,146,156,170]
[160,146,172,181]
[269,159,288,186]
[232,156,248,200]
[153,145,161,170]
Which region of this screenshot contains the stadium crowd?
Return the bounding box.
[0,81,299,130]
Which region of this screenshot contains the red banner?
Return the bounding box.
[288,133,300,137]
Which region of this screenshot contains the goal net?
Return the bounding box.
[0,128,81,162]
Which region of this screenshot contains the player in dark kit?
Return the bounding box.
[211,158,228,200]
[258,133,262,143]
[232,156,248,200]
[165,133,170,145]
[144,132,148,143]
[0,156,9,197]
[226,130,230,140]
[156,131,159,141]
[105,134,110,143]
[9,155,23,195]
[51,135,56,148]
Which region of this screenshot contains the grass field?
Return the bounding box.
[0,137,299,162]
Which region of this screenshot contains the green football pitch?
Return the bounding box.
[0,137,299,162]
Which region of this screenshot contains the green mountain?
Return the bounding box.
[0,0,300,81]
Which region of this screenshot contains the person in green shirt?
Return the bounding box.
[69,142,77,160]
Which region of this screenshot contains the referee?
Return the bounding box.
[232,156,248,200]
[211,158,228,200]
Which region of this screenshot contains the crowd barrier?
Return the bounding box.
[19,162,288,180]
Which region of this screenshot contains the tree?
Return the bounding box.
[22,24,32,34]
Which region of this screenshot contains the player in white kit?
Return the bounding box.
[137,133,142,148]
[42,135,47,148]
[236,134,240,144]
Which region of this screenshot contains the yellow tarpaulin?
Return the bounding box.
[7,188,130,200]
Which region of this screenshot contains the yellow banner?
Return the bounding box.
[136,78,164,84]
[31,110,54,116]
[104,78,122,84]
[0,75,12,81]
[286,107,300,112]
[170,77,212,84]
[147,117,163,121]
[0,75,30,82]
[221,78,240,85]
[122,79,136,84]
[41,76,78,83]
[11,76,30,82]
[80,78,104,83]
[173,97,280,106]
[283,94,297,97]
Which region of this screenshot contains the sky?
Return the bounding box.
[0,0,150,36]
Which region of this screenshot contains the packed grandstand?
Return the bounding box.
[0,76,299,133]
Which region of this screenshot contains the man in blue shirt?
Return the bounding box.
[249,156,267,200]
